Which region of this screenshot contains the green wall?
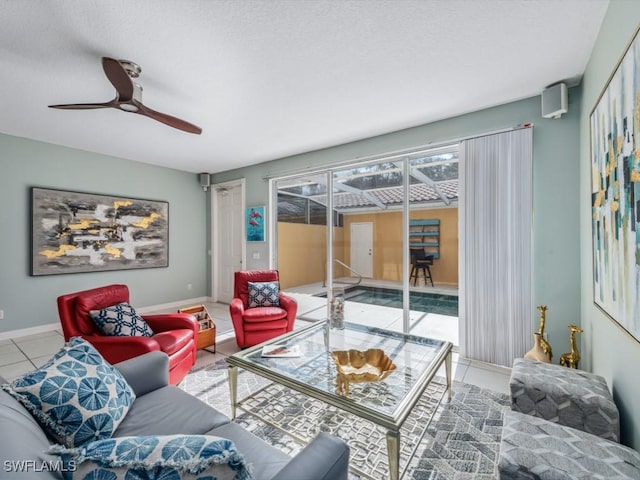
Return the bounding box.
[0,133,209,334]
[213,92,583,364]
[2,0,637,449]
[579,1,640,449]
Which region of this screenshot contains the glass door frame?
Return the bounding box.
[270,145,457,335]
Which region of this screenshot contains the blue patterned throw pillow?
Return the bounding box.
[1,337,136,447]
[247,281,280,308]
[50,434,253,480]
[90,302,154,337]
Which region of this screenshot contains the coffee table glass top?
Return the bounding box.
[227,321,451,424]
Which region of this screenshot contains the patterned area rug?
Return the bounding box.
[180,360,510,480]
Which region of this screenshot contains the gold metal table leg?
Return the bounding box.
[228,365,238,420]
[445,350,452,402]
[386,430,400,480]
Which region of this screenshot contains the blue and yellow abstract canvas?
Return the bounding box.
[591,26,640,341]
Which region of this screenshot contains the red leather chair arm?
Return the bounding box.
[279,293,298,332]
[80,335,161,365]
[229,298,246,347]
[142,313,198,334]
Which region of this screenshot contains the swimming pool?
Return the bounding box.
[317,286,458,317]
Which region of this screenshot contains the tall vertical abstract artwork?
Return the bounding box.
[591,26,640,342]
[32,188,169,275]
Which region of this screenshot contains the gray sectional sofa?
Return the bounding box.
[0,351,350,480]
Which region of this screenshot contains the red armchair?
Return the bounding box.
[230,270,297,348]
[57,284,198,385]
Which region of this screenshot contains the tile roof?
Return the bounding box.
[310,179,458,210]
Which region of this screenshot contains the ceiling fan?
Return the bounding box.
[48,57,202,135]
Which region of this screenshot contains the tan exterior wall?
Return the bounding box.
[343,207,458,286]
[276,223,345,289]
[277,207,457,288]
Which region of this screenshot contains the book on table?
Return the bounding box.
[261,345,301,358]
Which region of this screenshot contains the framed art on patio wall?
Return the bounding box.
[246,205,265,242]
[31,187,169,276]
[590,24,640,342]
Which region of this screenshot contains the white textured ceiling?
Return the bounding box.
[0,0,608,174]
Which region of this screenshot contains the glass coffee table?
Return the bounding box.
[226,321,452,480]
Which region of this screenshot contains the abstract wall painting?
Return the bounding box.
[246,205,265,242]
[590,25,640,342]
[31,187,169,276]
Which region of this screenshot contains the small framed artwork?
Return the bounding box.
[246,205,265,242]
[590,24,640,342]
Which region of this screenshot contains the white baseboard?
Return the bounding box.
[136,296,213,314]
[0,323,60,341]
[0,297,215,341]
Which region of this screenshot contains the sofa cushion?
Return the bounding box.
[114,385,229,437]
[209,422,290,480]
[0,379,60,480]
[509,358,620,441]
[50,434,252,480]
[243,307,287,323]
[90,302,154,337]
[2,337,136,447]
[499,410,640,479]
[248,281,280,308]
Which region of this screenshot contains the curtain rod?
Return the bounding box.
[262,123,532,181]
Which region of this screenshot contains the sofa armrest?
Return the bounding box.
[114,351,169,396]
[272,432,349,480]
[229,298,246,346]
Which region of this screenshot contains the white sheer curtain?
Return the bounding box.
[459,127,533,367]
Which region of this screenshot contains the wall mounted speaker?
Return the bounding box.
[199,173,211,191]
[541,83,568,119]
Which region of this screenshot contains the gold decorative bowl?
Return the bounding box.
[331,349,397,395]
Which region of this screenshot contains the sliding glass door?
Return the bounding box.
[330,160,406,332]
[272,146,459,341]
[274,173,329,292]
[407,147,459,344]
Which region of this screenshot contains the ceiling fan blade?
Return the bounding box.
[102,57,134,102]
[48,102,115,110]
[136,102,202,135]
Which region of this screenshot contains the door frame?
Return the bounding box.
[211,178,246,302]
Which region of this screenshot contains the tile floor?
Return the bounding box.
[0,279,511,395]
[0,313,512,396]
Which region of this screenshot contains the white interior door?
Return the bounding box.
[350,222,373,278]
[216,184,243,303]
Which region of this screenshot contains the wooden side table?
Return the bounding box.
[178,305,216,352]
